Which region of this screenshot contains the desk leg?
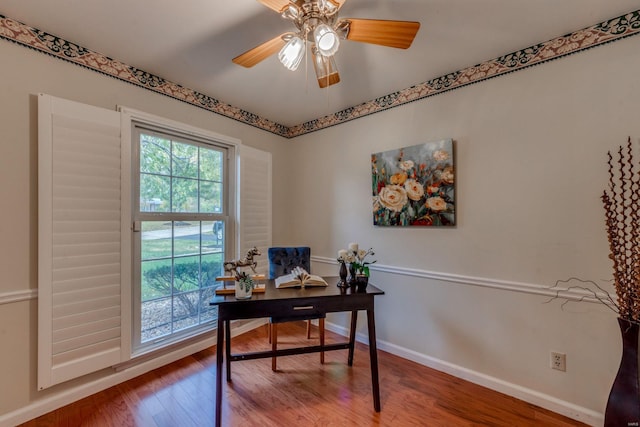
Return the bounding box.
[225,320,232,382]
[348,310,358,366]
[215,317,224,427]
[367,308,381,412]
[319,318,325,364]
[271,323,278,371]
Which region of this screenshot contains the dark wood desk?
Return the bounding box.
[209,277,384,427]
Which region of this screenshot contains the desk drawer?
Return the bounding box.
[271,300,325,322]
[271,303,326,324]
[217,294,373,321]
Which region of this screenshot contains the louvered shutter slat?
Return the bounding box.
[38,94,124,389]
[239,146,272,276]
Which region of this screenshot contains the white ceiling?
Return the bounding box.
[2,0,639,127]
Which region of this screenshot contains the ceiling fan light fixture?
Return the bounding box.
[314,23,340,56]
[319,0,338,14]
[281,4,301,20]
[278,35,305,71]
[312,45,340,88]
[234,1,421,87]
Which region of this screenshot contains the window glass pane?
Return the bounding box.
[140,173,170,212]
[172,141,198,178]
[135,125,231,353]
[173,256,201,293]
[201,253,224,288]
[140,134,171,175]
[174,221,200,257]
[141,296,172,342]
[200,147,223,182]
[141,221,172,260]
[199,288,218,323]
[141,259,172,301]
[173,291,199,332]
[200,181,222,213]
[171,177,198,212]
[202,221,223,254]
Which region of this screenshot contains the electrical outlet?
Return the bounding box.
[551,352,566,372]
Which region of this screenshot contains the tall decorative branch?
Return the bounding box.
[602,137,640,324]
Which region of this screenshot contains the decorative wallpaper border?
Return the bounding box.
[291,9,640,137]
[1,9,639,138]
[0,14,289,138]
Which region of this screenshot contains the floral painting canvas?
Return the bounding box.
[372,139,455,226]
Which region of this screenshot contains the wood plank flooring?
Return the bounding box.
[21,321,587,426]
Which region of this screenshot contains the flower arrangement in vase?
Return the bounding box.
[338,242,376,291]
[600,138,640,426]
[553,138,640,426]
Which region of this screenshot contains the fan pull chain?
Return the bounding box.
[326,75,330,107]
[305,38,309,94]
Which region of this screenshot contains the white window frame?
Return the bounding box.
[120,107,240,357]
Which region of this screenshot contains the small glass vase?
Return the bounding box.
[348,263,357,286]
[338,261,348,288]
[235,278,253,299]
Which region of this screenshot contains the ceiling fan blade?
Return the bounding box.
[232,33,292,68]
[257,0,292,13]
[345,19,420,49]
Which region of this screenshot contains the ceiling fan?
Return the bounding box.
[232,0,420,88]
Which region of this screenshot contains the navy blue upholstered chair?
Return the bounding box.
[268,247,311,280]
[268,247,325,370]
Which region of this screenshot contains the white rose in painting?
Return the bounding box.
[378,185,408,212]
[441,166,454,184]
[433,150,449,161]
[404,179,425,201]
[425,196,447,212]
[399,160,415,171]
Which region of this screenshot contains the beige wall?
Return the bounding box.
[0,39,293,419]
[1,28,640,425]
[291,35,640,423]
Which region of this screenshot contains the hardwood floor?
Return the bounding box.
[21,321,587,426]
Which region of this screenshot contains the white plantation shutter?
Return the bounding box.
[238,145,272,276]
[38,94,129,389]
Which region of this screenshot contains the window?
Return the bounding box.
[39,97,268,387]
[132,125,233,354]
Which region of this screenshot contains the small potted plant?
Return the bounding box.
[234,271,254,299]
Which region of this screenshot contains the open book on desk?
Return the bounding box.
[275,267,328,288]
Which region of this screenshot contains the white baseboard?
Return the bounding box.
[322,321,602,427]
[1,265,604,425]
[0,299,603,426]
[0,319,266,427]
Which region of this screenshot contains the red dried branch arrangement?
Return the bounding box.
[601,137,640,323]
